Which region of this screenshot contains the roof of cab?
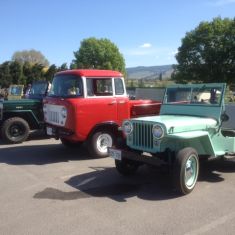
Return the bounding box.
[55,69,123,78]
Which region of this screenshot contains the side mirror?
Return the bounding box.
[221,113,229,122]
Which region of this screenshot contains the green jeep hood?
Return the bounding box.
[133,115,218,134]
[2,99,41,111]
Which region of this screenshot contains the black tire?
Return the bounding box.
[173,147,199,195]
[60,138,82,148]
[115,159,139,176]
[88,130,115,158]
[1,117,30,144]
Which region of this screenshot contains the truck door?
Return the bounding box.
[83,77,118,125]
[114,78,129,125]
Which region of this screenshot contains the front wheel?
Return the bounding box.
[1,117,30,144]
[173,147,199,195]
[88,130,115,158]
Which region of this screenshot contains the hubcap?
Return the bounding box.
[185,154,198,189]
[96,134,113,153]
[9,124,24,137]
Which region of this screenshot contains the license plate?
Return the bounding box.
[46,127,53,135]
[109,148,122,160]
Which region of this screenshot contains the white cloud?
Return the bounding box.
[121,46,178,67]
[140,43,152,48]
[208,0,235,6]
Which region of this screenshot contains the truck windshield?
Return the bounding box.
[48,74,83,98]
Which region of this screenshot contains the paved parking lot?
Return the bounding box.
[1,132,235,235]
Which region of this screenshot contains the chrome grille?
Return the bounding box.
[132,122,153,149]
[48,111,60,124]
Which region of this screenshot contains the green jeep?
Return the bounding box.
[0,81,50,144]
[109,83,235,195]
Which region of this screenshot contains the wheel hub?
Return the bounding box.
[185,155,197,188]
[97,134,113,153]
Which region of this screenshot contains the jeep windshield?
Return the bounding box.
[30,81,48,95]
[48,74,83,98]
[164,84,224,106]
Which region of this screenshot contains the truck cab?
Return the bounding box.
[43,69,161,157]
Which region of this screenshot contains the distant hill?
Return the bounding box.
[126,65,174,80]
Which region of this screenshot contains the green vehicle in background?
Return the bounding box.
[0,81,50,144]
[109,83,235,195]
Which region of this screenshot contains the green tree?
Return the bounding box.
[22,62,43,84]
[45,64,57,81]
[0,62,12,87]
[73,37,126,75]
[22,62,34,85]
[173,17,235,84]
[12,49,49,67]
[58,63,68,71]
[31,63,44,82]
[9,61,25,85]
[138,79,145,88]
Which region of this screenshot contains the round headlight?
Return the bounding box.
[61,107,67,118]
[122,121,133,135]
[152,124,164,139]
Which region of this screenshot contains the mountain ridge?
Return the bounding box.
[126,64,174,80]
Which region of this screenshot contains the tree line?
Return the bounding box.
[0,61,68,88]
[0,17,234,89]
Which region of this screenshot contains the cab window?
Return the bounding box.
[114,78,124,95]
[86,78,113,97]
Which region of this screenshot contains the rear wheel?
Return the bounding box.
[1,117,30,144]
[173,147,199,195]
[88,130,115,158]
[115,159,139,176]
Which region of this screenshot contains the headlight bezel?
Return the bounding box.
[122,120,133,136]
[152,124,164,139]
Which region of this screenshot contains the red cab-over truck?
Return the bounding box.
[43,69,161,157]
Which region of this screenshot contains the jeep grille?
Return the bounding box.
[132,122,153,149]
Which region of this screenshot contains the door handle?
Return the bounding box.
[118,100,126,104]
[108,101,117,105]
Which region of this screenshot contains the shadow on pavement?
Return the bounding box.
[0,143,95,165]
[34,165,179,202]
[34,158,235,202]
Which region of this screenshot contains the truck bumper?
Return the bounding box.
[46,125,74,138]
[108,147,166,166]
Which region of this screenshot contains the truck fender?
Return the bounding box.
[87,121,120,140]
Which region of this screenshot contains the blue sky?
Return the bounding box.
[0,0,234,67]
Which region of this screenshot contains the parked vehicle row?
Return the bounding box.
[1,71,234,196]
[0,70,161,158]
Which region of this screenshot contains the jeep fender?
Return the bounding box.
[2,110,41,130]
[168,131,215,156]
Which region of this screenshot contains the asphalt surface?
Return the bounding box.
[1,131,235,235]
